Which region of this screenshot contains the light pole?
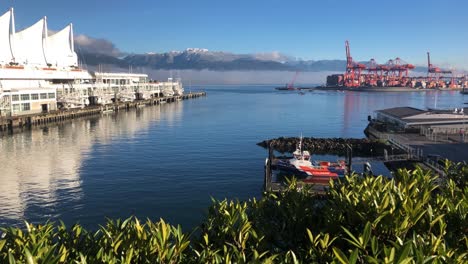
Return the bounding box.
[463,111,466,143]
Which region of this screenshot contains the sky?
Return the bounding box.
[2,0,468,69]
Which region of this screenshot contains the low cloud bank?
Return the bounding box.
[87,66,336,85]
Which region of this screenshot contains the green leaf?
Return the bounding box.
[0,239,6,251]
[333,247,349,264]
[8,251,16,264]
[396,242,412,264]
[349,249,359,264]
[24,248,35,264]
[362,222,372,247]
[78,253,87,264]
[342,226,363,249]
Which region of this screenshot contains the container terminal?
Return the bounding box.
[318,41,467,91]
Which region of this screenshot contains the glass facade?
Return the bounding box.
[21,94,30,101]
[21,103,31,111]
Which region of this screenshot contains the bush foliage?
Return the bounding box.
[1,162,467,263]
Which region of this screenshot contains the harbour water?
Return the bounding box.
[0,86,465,229]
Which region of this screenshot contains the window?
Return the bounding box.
[21,103,30,111]
[21,94,30,101]
[40,93,47,99]
[12,95,19,101]
[48,93,55,99]
[31,94,39,100]
[12,104,20,112]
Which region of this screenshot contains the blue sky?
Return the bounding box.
[2,0,468,68]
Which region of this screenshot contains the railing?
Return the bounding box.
[367,126,389,140]
[423,158,446,177]
[421,126,468,142]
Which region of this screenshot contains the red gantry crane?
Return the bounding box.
[384,57,414,87]
[366,59,379,86]
[365,58,389,86]
[427,52,452,79]
[427,52,454,88]
[344,41,366,87]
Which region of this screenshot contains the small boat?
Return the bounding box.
[273,136,346,183]
[275,86,297,91]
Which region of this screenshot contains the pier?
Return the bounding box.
[364,106,468,177]
[0,92,206,134]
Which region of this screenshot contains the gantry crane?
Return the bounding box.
[344,41,366,87]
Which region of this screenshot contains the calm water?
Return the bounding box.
[0,86,465,229]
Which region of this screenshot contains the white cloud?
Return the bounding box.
[74,34,124,57]
[253,51,293,62]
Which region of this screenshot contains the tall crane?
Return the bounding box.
[344,41,366,87]
[427,52,452,81]
[287,71,300,89]
[384,58,414,86]
[366,59,379,86]
[427,52,454,88]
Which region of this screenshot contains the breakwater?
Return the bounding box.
[0,92,206,135]
[257,137,403,157]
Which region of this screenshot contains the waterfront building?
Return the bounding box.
[0,8,183,117]
[374,106,468,132]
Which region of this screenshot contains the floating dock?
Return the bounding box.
[0,92,206,134]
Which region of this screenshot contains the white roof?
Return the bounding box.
[0,8,79,68]
[46,24,77,67]
[0,9,13,64]
[14,17,47,66]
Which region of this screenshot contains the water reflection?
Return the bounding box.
[0,88,465,229]
[0,102,183,225]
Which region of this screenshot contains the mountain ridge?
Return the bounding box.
[76,48,427,73]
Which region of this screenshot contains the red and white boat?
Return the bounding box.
[274,136,347,184]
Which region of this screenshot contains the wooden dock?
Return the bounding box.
[366,125,448,176]
[0,92,206,134]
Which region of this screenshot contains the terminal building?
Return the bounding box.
[373,106,468,139]
[0,8,183,117]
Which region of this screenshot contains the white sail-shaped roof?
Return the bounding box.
[13,17,47,66]
[0,9,13,64]
[46,24,77,67]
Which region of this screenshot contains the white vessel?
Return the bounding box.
[0,8,183,117]
[274,136,347,183]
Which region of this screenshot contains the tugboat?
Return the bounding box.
[273,136,346,183]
